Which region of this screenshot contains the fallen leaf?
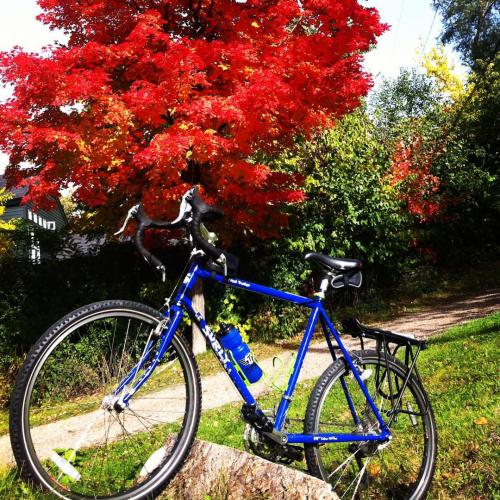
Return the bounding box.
[368,463,381,476]
[474,417,488,425]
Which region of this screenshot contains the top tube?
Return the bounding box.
[196,267,318,307]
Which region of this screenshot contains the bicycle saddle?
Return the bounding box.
[304,252,362,272]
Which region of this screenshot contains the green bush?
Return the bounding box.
[249,110,412,298]
[250,303,308,342]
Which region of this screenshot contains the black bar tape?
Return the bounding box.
[133,203,184,230]
[134,223,164,270]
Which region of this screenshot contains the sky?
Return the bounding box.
[0,0,466,175]
[363,0,465,84]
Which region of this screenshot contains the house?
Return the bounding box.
[0,175,68,261]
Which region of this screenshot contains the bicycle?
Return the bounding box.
[10,187,437,499]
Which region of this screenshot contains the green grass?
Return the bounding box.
[423,314,499,499]
[1,313,499,498]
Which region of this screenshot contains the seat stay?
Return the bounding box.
[319,309,390,433]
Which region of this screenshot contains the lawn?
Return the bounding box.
[1,313,498,499]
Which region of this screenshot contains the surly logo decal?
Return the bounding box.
[195,312,231,370]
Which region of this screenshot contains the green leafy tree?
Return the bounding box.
[421,48,499,255]
[439,54,500,254]
[370,61,498,262]
[458,54,500,173]
[0,188,15,256]
[265,110,410,283]
[433,0,500,66]
[290,111,409,262]
[369,68,445,145]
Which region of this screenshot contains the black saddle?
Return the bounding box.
[304,252,362,273]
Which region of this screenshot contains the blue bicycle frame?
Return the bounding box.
[118,260,391,445]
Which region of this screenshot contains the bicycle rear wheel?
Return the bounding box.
[10,300,201,499]
[304,349,437,499]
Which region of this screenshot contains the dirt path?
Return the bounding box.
[377,289,500,338]
[1,289,498,467]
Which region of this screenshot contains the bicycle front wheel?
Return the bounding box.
[10,300,201,499]
[304,349,437,499]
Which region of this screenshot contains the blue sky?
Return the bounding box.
[0,0,465,173]
[364,0,465,83]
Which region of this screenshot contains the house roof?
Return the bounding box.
[0,174,69,228]
[0,175,29,203]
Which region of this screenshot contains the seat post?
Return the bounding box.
[314,272,333,299]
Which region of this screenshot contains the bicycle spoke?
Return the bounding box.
[328,447,358,480]
[125,407,164,437]
[116,319,132,389]
[349,457,371,500]
[94,411,113,493]
[111,412,147,465]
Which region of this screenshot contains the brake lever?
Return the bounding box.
[114,204,140,237]
[171,189,193,224]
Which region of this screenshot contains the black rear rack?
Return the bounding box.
[342,317,427,349]
[341,317,429,423]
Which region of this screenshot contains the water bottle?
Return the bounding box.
[219,324,263,384]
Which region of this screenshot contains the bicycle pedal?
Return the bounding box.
[281,444,304,462]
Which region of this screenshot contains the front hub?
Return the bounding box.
[101,394,126,413]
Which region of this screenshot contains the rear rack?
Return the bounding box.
[341,317,427,349]
[341,317,429,423]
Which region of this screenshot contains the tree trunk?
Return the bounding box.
[191,279,207,355]
[162,439,337,500]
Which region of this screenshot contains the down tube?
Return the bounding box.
[182,296,258,406]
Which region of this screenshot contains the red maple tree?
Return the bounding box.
[389,139,443,222]
[0,0,385,236]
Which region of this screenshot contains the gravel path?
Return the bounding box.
[1,289,498,467]
[377,289,500,338]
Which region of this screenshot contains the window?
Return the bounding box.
[28,228,41,264]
